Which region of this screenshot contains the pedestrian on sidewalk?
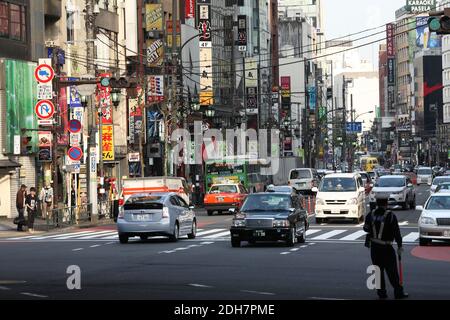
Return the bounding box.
[363,198,409,300]
[39,182,54,220]
[15,184,27,231]
[25,187,38,233]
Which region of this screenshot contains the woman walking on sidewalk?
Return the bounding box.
[25,187,38,233]
[15,184,27,232]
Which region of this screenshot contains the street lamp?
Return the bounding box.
[191,101,201,112]
[205,108,215,117]
[111,89,121,108]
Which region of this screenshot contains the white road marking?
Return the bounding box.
[11,230,95,240]
[7,235,43,240]
[300,245,308,248]
[339,230,367,241]
[241,290,275,296]
[98,234,119,240]
[72,248,84,251]
[89,244,101,248]
[0,286,10,290]
[189,283,213,288]
[173,247,189,251]
[403,232,419,242]
[42,231,102,240]
[187,244,201,248]
[311,229,347,240]
[280,252,291,255]
[21,292,48,298]
[196,229,226,236]
[75,231,117,239]
[200,241,214,245]
[305,229,322,236]
[399,221,409,226]
[105,242,115,245]
[202,231,231,239]
[290,248,300,252]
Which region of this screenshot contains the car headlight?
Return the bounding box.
[392,191,403,195]
[420,216,436,225]
[346,197,358,205]
[232,219,246,227]
[273,219,290,227]
[316,198,326,206]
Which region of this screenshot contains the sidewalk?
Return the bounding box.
[0,217,115,238]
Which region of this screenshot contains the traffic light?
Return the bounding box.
[100,76,138,89]
[428,9,450,34]
[21,136,33,155]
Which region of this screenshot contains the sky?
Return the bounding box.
[323,0,407,69]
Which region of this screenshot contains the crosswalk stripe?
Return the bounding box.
[7,235,43,240]
[339,230,367,241]
[196,229,226,236]
[99,235,118,239]
[403,232,419,242]
[46,231,106,240]
[306,229,322,236]
[202,231,231,239]
[311,230,347,240]
[75,231,118,239]
[28,230,98,240]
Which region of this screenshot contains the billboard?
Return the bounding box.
[146,39,164,67]
[4,59,38,154]
[38,131,52,162]
[197,1,212,46]
[199,47,213,105]
[245,57,258,88]
[147,75,164,103]
[387,58,395,85]
[185,0,195,19]
[405,0,436,13]
[102,124,115,161]
[97,74,113,124]
[416,16,441,49]
[145,4,163,31]
[386,23,395,58]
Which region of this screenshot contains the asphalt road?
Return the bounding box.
[1,185,449,300]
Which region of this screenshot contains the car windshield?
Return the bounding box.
[290,169,312,179]
[241,194,291,212]
[433,177,450,186]
[437,184,450,191]
[124,195,164,210]
[426,196,450,210]
[209,185,238,193]
[418,168,432,175]
[319,177,356,192]
[377,177,405,188]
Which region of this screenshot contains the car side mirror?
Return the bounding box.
[407,183,413,188]
[289,208,295,213]
[415,205,424,211]
[311,187,319,193]
[228,208,236,214]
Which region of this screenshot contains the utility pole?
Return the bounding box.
[342,75,347,172]
[85,0,98,222]
[349,94,354,172]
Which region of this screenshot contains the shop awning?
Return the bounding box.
[0,159,21,168]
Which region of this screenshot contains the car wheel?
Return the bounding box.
[286,226,296,247]
[169,223,179,242]
[187,220,197,239]
[207,210,213,216]
[140,235,148,241]
[119,234,129,244]
[419,237,431,246]
[231,238,241,247]
[297,221,306,243]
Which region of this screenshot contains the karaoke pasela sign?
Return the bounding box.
[405,0,436,13]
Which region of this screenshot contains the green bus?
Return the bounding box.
[204,156,271,193]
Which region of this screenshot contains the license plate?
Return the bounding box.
[133,214,149,221]
[444,230,450,237]
[332,210,341,214]
[253,230,265,237]
[217,197,224,202]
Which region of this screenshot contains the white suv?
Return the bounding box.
[313,173,366,224]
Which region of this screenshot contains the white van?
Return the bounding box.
[288,168,319,194]
[417,167,433,186]
[312,173,365,224]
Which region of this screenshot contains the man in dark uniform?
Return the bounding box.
[364,198,409,299]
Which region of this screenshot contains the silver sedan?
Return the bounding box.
[117,192,197,244]
[417,193,450,246]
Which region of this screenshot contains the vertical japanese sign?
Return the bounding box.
[102,124,115,161]
[38,131,52,162]
[197,0,212,47]
[280,76,291,112]
[97,74,113,124]
[147,75,164,103]
[128,95,143,145]
[386,23,396,113]
[166,20,181,49]
[308,86,316,111]
[67,85,82,107]
[386,23,395,58]
[145,4,163,31]
[185,0,195,19]
[237,15,247,51]
[387,58,395,85]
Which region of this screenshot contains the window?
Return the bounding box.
[170,197,180,206]
[67,10,75,43]
[0,1,26,41]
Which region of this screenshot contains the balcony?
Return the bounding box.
[45,0,61,20]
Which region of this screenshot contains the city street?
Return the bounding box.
[0,185,449,300]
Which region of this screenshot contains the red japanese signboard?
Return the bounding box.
[386,23,395,58]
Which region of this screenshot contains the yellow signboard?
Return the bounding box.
[146,39,164,67]
[102,124,115,161]
[199,91,214,106]
[145,4,163,31]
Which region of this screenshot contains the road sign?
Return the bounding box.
[34,64,54,83]
[38,119,54,126]
[68,146,83,161]
[37,83,53,100]
[346,122,362,133]
[35,100,55,119]
[68,119,82,133]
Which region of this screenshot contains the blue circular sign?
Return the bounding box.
[68,147,83,161]
[69,119,82,133]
